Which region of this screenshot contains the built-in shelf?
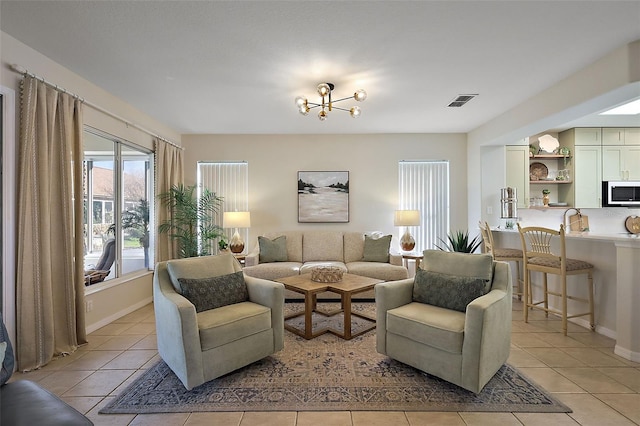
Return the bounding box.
[530,154,571,159]
[530,180,573,184]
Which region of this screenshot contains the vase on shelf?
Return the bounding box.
[542,190,550,207]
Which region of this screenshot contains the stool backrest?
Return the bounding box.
[478,221,495,258]
[517,223,566,267]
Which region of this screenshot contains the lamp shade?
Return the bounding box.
[394,210,420,227]
[223,211,251,228]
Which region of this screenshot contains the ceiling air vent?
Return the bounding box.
[447,94,478,108]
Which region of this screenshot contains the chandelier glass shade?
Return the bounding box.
[295,83,366,121]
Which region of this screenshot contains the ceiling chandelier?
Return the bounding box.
[295,83,367,121]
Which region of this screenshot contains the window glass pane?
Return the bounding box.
[121,152,151,274]
[84,132,116,284]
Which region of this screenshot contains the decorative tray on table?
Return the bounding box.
[625,216,640,234]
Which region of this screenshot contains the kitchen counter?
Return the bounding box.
[493,227,640,362]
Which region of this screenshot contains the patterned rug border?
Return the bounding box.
[101,304,572,414]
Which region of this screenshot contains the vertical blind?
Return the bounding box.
[197,162,249,253]
[398,161,450,251]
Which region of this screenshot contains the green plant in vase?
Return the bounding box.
[436,230,482,253]
[542,189,551,206]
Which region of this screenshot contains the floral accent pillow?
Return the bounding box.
[178,271,249,313]
[412,269,487,312]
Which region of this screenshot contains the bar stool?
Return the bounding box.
[478,221,524,300]
[517,223,595,335]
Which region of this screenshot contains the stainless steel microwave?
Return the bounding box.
[602,181,640,207]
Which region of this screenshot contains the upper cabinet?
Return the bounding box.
[602,145,640,181]
[602,128,640,146]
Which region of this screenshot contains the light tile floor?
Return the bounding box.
[10,300,640,426]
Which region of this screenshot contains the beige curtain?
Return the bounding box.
[155,138,184,261]
[16,76,86,371]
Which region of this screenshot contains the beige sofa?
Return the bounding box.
[243,231,408,285]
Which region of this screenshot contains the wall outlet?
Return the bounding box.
[86,300,94,313]
[487,206,493,215]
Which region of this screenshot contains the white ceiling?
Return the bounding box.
[2,1,640,135]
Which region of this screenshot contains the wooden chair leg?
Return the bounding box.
[523,269,530,323]
[562,276,568,336]
[588,271,595,331]
[543,273,549,318]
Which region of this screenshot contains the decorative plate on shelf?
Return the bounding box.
[529,162,548,180]
[625,216,640,234]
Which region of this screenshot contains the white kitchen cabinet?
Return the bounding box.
[602,145,640,181]
[574,145,602,208]
[602,128,640,146]
[602,128,625,145]
[505,145,529,209]
[574,128,601,145]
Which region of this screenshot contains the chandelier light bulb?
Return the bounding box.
[299,104,310,115]
[317,83,331,97]
[295,96,307,107]
[350,106,361,118]
[354,89,367,102]
[318,110,328,121]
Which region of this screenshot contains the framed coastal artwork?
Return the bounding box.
[298,171,349,223]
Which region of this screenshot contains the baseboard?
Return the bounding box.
[614,345,640,363]
[85,297,153,334]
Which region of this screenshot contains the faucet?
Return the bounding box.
[563,208,581,232]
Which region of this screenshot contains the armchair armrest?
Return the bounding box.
[245,275,285,351]
[245,250,259,267]
[461,261,512,392]
[374,278,414,354]
[153,265,204,389]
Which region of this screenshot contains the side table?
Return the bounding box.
[402,253,423,270]
[233,254,246,267]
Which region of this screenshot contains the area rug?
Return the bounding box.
[101,303,571,414]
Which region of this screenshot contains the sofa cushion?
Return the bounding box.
[243,262,302,280]
[261,231,303,263]
[303,231,344,262]
[258,236,288,263]
[412,269,486,312]
[387,302,465,353]
[197,301,272,351]
[423,250,493,292]
[343,232,365,263]
[362,234,392,262]
[178,271,249,313]
[346,262,408,281]
[166,253,240,293]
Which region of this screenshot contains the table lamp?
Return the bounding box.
[223,211,251,254]
[394,210,420,252]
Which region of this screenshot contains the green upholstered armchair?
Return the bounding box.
[153,253,284,390]
[375,250,512,394]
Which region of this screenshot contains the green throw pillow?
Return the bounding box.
[412,269,487,312]
[362,234,392,262]
[258,235,288,263]
[178,271,249,313]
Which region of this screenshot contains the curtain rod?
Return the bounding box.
[10,63,183,150]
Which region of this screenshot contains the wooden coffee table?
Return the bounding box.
[276,273,382,340]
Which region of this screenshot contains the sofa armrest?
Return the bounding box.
[389,253,403,266]
[245,276,285,352]
[374,278,414,354]
[461,261,512,393]
[245,248,259,267]
[153,263,204,390]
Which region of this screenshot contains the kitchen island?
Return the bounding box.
[493,227,640,362]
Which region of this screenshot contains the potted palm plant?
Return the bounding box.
[436,230,482,253]
[158,184,224,258]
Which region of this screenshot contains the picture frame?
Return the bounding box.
[298,171,349,223]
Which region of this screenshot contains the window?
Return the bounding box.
[398,161,450,251]
[84,128,153,285]
[198,162,249,254]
